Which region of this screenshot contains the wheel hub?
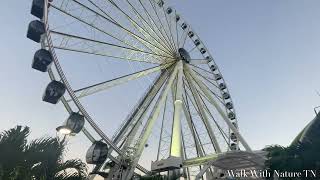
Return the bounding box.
[178,48,191,63]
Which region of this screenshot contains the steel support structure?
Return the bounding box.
[121,62,180,179]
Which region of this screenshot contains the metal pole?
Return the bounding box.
[170,60,183,157]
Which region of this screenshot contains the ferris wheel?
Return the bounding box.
[27,0,264,179]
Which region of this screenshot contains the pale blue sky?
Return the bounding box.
[1,0,320,163]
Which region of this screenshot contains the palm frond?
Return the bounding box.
[0,126,88,179]
[0,126,30,177]
[0,126,29,149]
[55,159,88,179]
[26,137,65,163]
[27,137,69,178]
[55,171,87,180]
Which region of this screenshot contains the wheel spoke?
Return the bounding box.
[182,90,205,157]
[138,0,176,53]
[197,92,230,146]
[185,65,253,151]
[189,69,224,102]
[174,10,180,49]
[148,0,177,52]
[184,73,222,153]
[124,0,175,54]
[50,2,174,59]
[99,0,174,56]
[85,0,174,56]
[186,75,230,146]
[189,64,213,75]
[161,5,178,53]
[70,62,174,100]
[50,30,173,60]
[179,25,189,48]
[51,45,164,64]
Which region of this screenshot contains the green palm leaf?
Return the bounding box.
[0,126,88,180]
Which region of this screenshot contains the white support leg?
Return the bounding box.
[170,60,183,157]
[123,63,180,179]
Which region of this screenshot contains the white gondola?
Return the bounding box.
[188,31,194,38]
[157,0,164,7]
[226,102,233,110]
[176,15,180,22]
[230,142,238,150]
[206,56,212,62]
[222,92,230,100]
[194,39,200,46]
[219,83,226,90]
[210,64,217,71]
[228,112,236,120]
[166,7,172,14]
[181,23,188,30]
[200,48,206,54]
[230,132,237,142]
[214,74,222,81]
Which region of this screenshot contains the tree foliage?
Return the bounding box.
[264,114,320,179]
[264,129,320,179]
[0,126,87,180]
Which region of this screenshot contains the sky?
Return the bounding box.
[1,0,320,171]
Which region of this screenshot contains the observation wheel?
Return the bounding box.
[27,0,255,179]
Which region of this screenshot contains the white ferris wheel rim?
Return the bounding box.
[39,0,252,176]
